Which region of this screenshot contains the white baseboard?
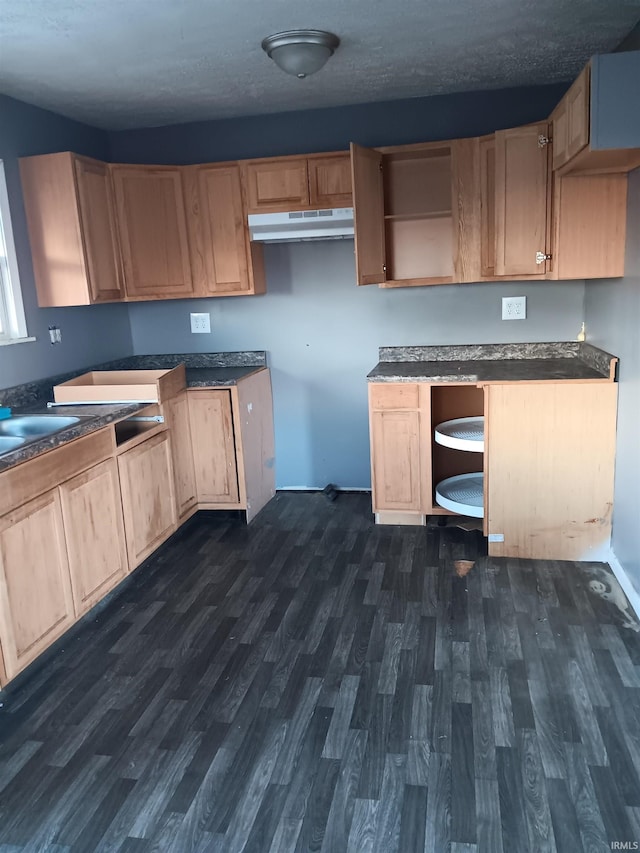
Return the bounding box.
[607,549,640,621]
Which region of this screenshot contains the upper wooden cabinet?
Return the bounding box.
[20,153,124,306]
[185,163,265,297]
[551,66,590,171]
[351,141,455,288]
[549,52,640,175]
[111,165,195,299]
[494,123,551,277]
[242,152,352,213]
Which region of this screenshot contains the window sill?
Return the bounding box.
[0,336,36,347]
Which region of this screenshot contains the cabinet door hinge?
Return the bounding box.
[538,135,552,148]
[536,251,552,264]
[382,264,387,273]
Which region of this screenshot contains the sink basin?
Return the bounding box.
[0,435,26,454]
[0,415,80,439]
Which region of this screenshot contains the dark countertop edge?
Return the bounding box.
[0,402,148,473]
[367,357,613,382]
[0,365,269,473]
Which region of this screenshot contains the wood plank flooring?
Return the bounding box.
[1,491,640,852]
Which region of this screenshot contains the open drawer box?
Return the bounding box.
[53,365,186,404]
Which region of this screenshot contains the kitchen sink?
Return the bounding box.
[0,435,26,453]
[0,415,80,440]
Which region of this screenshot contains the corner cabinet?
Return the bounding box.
[368,379,618,561]
[111,165,195,300]
[188,389,240,505]
[20,153,124,306]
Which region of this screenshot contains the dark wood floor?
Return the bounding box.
[1,492,640,852]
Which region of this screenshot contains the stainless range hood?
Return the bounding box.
[248,207,354,243]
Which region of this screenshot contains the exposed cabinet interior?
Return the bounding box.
[430,386,484,507]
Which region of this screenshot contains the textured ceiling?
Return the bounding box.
[0,0,639,130]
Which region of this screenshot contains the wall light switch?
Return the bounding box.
[190,312,211,334]
[502,296,526,320]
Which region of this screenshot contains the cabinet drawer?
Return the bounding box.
[369,383,419,410]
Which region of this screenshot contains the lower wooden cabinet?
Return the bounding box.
[485,383,617,561]
[368,379,618,560]
[165,391,198,521]
[60,458,128,615]
[188,389,240,504]
[0,489,75,681]
[118,431,177,569]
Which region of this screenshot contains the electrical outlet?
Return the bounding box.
[190,312,211,334]
[502,296,526,320]
[48,326,62,344]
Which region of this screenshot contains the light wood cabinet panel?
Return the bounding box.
[308,155,352,207]
[192,164,265,296]
[112,165,194,299]
[486,383,617,561]
[19,152,123,306]
[0,490,75,680]
[188,390,239,504]
[243,158,309,213]
[552,65,590,170]
[60,459,127,615]
[74,157,125,302]
[494,123,550,276]
[479,136,496,277]
[118,431,177,569]
[165,391,198,521]
[350,143,386,285]
[370,409,422,512]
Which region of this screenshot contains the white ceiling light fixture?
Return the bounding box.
[261,29,340,79]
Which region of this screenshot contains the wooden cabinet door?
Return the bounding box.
[0,490,75,680]
[165,392,197,520]
[197,165,253,295]
[188,390,239,504]
[350,143,386,285]
[243,158,309,213]
[494,123,550,276]
[479,136,496,277]
[60,459,128,615]
[552,66,590,171]
[118,432,177,569]
[370,410,422,512]
[486,383,617,561]
[74,157,124,302]
[308,155,352,207]
[112,165,194,299]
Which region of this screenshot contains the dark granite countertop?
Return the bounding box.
[185,365,265,387]
[367,342,617,383]
[0,353,268,473]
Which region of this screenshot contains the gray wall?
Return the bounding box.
[128,242,585,488]
[584,169,640,593]
[0,95,133,391]
[116,81,585,489]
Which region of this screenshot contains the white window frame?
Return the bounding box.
[0,160,31,345]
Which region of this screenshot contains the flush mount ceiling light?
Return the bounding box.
[261,30,340,78]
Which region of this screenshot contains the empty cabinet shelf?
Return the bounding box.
[435,472,484,518]
[434,416,484,452]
